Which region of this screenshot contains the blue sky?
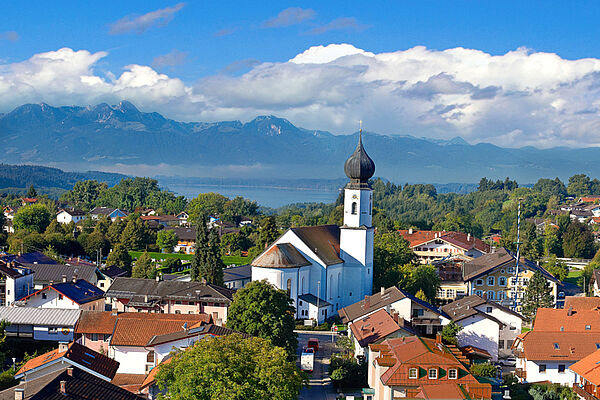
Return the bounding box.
[2,1,600,147]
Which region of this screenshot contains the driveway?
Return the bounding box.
[296,331,339,400]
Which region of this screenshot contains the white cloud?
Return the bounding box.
[109,3,185,35]
[4,44,600,148]
[262,7,315,28]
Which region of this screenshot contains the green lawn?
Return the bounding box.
[564,269,582,286]
[128,251,249,266]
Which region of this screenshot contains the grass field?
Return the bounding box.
[564,269,583,286]
[128,251,249,266]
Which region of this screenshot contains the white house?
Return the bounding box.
[441,295,524,361]
[251,133,375,323]
[0,261,34,306]
[17,278,105,311]
[56,209,86,224]
[339,286,450,337]
[0,307,81,342]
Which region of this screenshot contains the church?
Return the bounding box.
[251,133,375,323]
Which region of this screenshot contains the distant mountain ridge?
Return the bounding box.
[0,164,127,190]
[2,101,600,183]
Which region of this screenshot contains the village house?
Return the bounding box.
[0,366,144,400]
[349,309,414,360]
[570,348,600,400]
[590,270,600,297]
[14,341,119,383]
[0,307,81,342]
[97,264,128,291]
[398,229,491,264]
[56,208,86,224]
[175,211,189,226]
[513,306,600,385]
[15,261,104,290]
[462,247,559,311]
[17,278,105,311]
[0,260,34,306]
[367,336,492,400]
[433,254,471,303]
[140,214,180,229]
[105,277,234,324]
[165,226,196,254]
[2,205,18,233]
[90,207,128,221]
[222,264,252,289]
[441,295,525,361]
[339,286,450,337]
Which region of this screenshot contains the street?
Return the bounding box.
[296,330,339,400]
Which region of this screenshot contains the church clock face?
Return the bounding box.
[352,194,358,199]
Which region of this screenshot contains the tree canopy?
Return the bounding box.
[13,204,51,233]
[522,271,554,319]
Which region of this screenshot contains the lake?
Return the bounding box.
[166,184,341,208]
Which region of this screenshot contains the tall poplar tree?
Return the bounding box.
[191,215,209,281]
[202,229,224,285]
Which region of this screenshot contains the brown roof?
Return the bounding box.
[338,287,407,323]
[110,314,210,347]
[397,230,444,247]
[462,248,514,280]
[533,308,600,332]
[16,342,119,380]
[569,349,600,386]
[441,295,524,324]
[146,323,249,346]
[397,230,490,254]
[111,373,147,394]
[564,296,600,310]
[75,311,118,334]
[251,243,312,269]
[289,225,342,266]
[349,309,406,347]
[519,331,600,361]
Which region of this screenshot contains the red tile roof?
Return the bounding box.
[518,331,600,361]
[533,308,600,332]
[75,311,118,334]
[111,373,147,394]
[564,296,600,311]
[570,349,600,386]
[349,309,405,347]
[397,230,490,253]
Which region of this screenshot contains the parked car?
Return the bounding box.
[307,338,319,352]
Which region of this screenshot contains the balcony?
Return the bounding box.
[573,384,599,400]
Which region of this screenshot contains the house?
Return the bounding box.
[0,366,144,400]
[17,278,105,311]
[338,286,450,337]
[105,277,234,323]
[349,309,414,360]
[175,211,189,226]
[106,313,210,374]
[98,264,128,291]
[580,195,600,203]
[2,205,19,233]
[441,295,525,361]
[462,247,559,311]
[19,262,103,290]
[75,310,118,353]
[164,226,196,254]
[222,264,252,289]
[140,214,180,228]
[524,218,559,233]
[591,270,600,297]
[432,254,471,303]
[0,307,81,342]
[570,209,593,223]
[512,307,600,384]
[367,336,492,400]
[570,348,600,400]
[15,342,119,383]
[398,229,491,264]
[251,135,375,324]
[0,260,34,306]
[90,207,128,221]
[584,203,600,217]
[56,208,86,224]
[15,251,57,265]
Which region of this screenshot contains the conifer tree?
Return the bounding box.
[27,184,37,198]
[521,270,554,319]
[191,215,209,281]
[202,229,224,285]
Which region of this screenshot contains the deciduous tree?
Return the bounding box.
[521,271,554,319]
[157,229,178,253]
[107,243,132,271]
[13,204,51,233]
[132,251,155,279]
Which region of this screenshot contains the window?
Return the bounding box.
[499,340,504,349]
[475,290,483,296]
[476,279,483,286]
[299,300,303,306]
[286,279,292,297]
[487,277,495,286]
[499,277,507,286]
[586,325,592,330]
[486,291,494,300]
[523,278,529,285]
[100,282,104,288]
[511,278,517,285]
[351,202,357,215]
[507,340,514,348]
[596,343,600,349]
[175,310,181,314]
[58,294,63,300]
[408,368,418,379]
[147,351,155,363]
[509,326,516,331]
[539,364,546,373]
[508,267,515,274]
[448,369,458,379]
[558,364,566,373]
[91,333,98,341]
[175,301,182,305]
[486,306,493,313]
[412,309,424,318]
[42,293,47,299]
[428,368,438,379]
[553,343,560,350]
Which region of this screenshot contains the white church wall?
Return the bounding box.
[343,189,372,227]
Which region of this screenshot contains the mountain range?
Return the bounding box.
[2,101,600,184]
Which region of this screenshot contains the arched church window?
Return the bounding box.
[337,272,341,298]
[328,275,332,299]
[286,279,292,297]
[351,202,357,215]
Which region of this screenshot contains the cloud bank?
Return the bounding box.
[2,44,600,148]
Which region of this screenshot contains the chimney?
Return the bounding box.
[467,233,471,241]
[67,367,73,377]
[72,275,77,283]
[408,227,413,235]
[60,380,66,395]
[58,342,68,352]
[567,306,574,316]
[380,287,385,295]
[362,295,370,309]
[14,388,24,400]
[62,275,67,283]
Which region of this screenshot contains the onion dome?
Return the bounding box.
[344,133,375,186]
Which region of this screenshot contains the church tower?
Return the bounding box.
[340,127,375,303]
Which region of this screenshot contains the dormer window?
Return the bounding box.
[428,368,438,379]
[586,325,592,330]
[554,343,560,350]
[448,369,458,379]
[409,368,418,379]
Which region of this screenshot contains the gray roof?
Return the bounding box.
[223,264,251,282]
[23,263,99,284]
[165,226,196,241]
[105,277,234,303]
[0,368,66,400]
[298,294,331,307]
[0,307,81,326]
[338,287,407,323]
[289,225,343,266]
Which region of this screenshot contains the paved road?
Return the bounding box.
[296,331,339,400]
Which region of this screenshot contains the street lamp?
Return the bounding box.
[316,280,321,326]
